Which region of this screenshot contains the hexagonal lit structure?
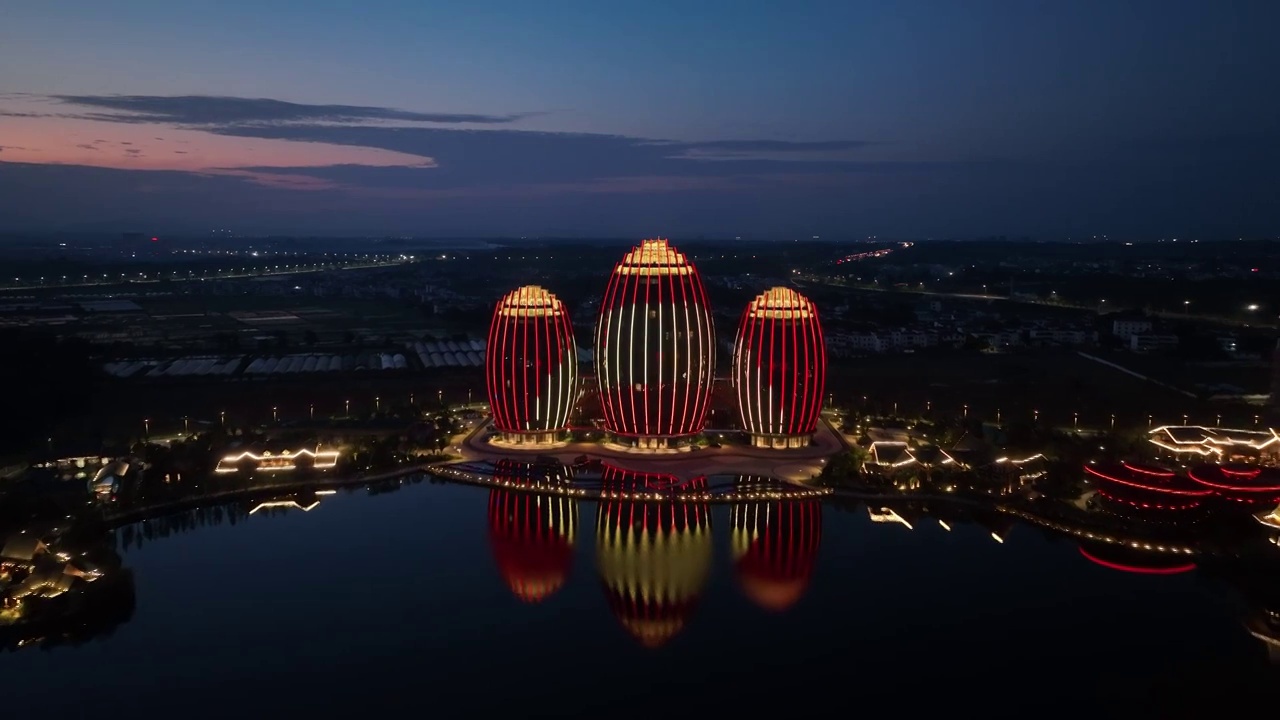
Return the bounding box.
[730,476,822,612]
[486,285,578,445]
[732,286,826,448]
[594,239,715,449]
[595,466,712,648]
[486,488,578,603]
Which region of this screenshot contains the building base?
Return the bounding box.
[749,434,813,450]
[609,435,694,452]
[489,430,567,448]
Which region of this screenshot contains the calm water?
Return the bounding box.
[4,477,1278,716]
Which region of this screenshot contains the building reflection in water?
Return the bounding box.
[731,476,822,612]
[18,449,1280,663]
[487,459,578,603]
[595,465,712,648]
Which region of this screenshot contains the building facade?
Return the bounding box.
[731,286,826,448]
[594,239,715,448]
[485,285,578,445]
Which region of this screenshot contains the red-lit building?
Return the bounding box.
[485,285,578,445]
[1187,463,1280,505]
[1084,461,1212,514]
[595,466,711,648]
[594,239,715,448]
[731,287,826,448]
[730,477,822,612]
[486,488,577,603]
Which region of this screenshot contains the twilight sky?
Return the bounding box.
[2,0,1278,238]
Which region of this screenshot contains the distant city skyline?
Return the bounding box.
[1,0,1278,238]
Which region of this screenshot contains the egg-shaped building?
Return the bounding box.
[731,477,823,612]
[486,285,578,445]
[594,239,715,449]
[487,488,578,603]
[732,286,826,448]
[595,466,712,648]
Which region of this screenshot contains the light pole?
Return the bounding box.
[143,418,150,438]
[272,406,278,423]
[375,396,380,412]
[345,399,350,415]
[310,404,315,420]
[183,416,189,434]
[220,410,226,426]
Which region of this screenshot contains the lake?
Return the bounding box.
[2,473,1277,717]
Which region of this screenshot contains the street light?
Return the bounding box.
[1247,304,1260,311]
[143,418,150,437]
[272,406,278,423]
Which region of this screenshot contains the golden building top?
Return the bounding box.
[615,238,693,276]
[746,286,815,320]
[497,285,565,318]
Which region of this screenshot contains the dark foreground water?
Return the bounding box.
[4,477,1279,716]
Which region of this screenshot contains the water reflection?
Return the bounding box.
[730,476,822,612]
[486,458,578,599]
[10,453,1280,672]
[595,467,712,648]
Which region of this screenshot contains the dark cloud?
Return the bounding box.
[74,143,100,151]
[120,141,133,145]
[124,149,144,157]
[663,139,874,153]
[50,94,539,126]
[204,123,894,189]
[173,150,188,154]
[3,156,1275,239]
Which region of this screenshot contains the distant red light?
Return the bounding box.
[151,237,158,242]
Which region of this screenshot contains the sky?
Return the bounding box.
[1,0,1278,239]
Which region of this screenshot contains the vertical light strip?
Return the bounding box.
[642,251,652,438]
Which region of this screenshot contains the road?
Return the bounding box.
[797,277,1277,330]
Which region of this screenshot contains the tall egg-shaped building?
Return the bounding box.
[595,466,712,648]
[594,239,715,448]
[732,286,826,448]
[731,476,823,612]
[486,285,578,445]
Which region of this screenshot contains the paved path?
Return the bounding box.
[453,417,846,483]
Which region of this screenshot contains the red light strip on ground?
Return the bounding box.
[1085,465,1213,497]
[1121,461,1175,477]
[1186,468,1280,493]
